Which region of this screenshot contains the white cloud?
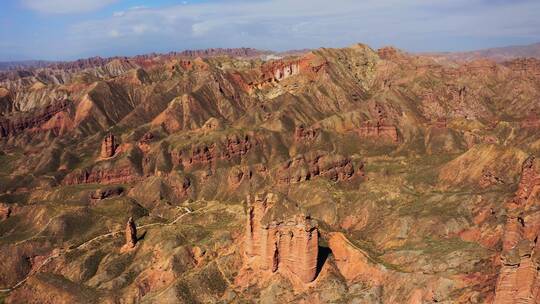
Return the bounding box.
[129,6,147,10]
[108,29,121,38]
[7,0,540,60]
[21,0,118,14]
[68,0,540,52]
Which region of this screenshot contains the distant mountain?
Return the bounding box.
[425,42,540,62]
[3,42,540,303]
[0,60,53,71]
[0,48,275,72]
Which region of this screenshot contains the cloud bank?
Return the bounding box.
[4,0,540,60]
[21,0,118,14]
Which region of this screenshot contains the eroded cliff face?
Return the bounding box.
[494,156,540,303]
[100,133,117,158]
[0,99,71,137]
[275,152,361,185]
[2,44,540,303]
[243,193,319,284]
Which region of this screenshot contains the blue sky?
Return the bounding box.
[0,0,539,61]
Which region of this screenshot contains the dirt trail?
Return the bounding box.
[0,205,212,293]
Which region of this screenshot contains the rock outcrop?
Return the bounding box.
[100,133,117,158]
[90,186,124,201]
[244,193,319,284]
[63,165,141,185]
[0,99,70,137]
[275,152,361,185]
[494,156,540,303]
[171,133,258,170]
[0,203,11,220]
[357,120,399,143]
[294,124,319,142]
[124,217,138,250]
[328,232,386,284]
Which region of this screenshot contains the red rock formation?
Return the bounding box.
[63,165,141,185]
[124,217,137,250]
[137,132,154,153]
[0,203,11,220]
[294,124,319,142]
[222,134,254,160]
[100,133,117,158]
[261,60,301,83]
[239,55,327,92]
[328,232,386,284]
[357,120,399,143]
[244,193,319,283]
[0,99,69,138]
[494,156,540,303]
[276,152,361,185]
[479,169,505,188]
[171,134,258,169]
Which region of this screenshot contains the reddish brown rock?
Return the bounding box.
[137,132,154,153]
[63,165,141,185]
[125,217,137,249]
[357,120,399,143]
[171,133,258,170]
[0,99,69,138]
[276,152,360,185]
[244,193,319,284]
[100,133,117,158]
[479,169,505,188]
[0,203,11,220]
[494,156,540,303]
[238,54,327,92]
[294,124,319,142]
[328,232,386,284]
[222,134,254,160]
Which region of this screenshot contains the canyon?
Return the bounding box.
[1,43,540,303]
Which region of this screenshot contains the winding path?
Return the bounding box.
[0,205,211,293]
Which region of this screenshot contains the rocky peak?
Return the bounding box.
[494,156,540,303]
[244,193,319,284]
[0,203,11,220]
[100,132,117,158]
[124,217,138,250]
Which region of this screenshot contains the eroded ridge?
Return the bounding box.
[494,156,540,303]
[244,193,319,283]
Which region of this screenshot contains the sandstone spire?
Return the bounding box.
[100,132,117,158]
[494,156,540,303]
[244,193,319,284]
[125,217,137,248]
[0,203,11,220]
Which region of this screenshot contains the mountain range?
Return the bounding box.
[1,42,540,303]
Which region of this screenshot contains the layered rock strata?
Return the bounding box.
[62,165,140,185]
[0,203,11,220]
[125,217,137,249]
[276,152,360,185]
[0,99,69,137]
[100,133,117,158]
[357,120,399,143]
[244,193,319,283]
[494,156,540,303]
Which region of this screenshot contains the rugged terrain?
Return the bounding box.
[1,43,540,303]
[426,42,540,62]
